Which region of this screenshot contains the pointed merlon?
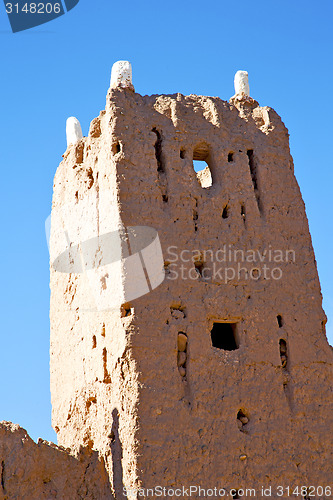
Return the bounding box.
[66,117,83,147]
[234,70,250,96]
[110,61,134,90]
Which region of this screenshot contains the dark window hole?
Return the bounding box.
[222,205,229,219]
[279,339,287,368]
[228,152,234,162]
[92,335,97,349]
[193,210,198,232]
[277,315,283,328]
[322,319,327,334]
[152,128,164,172]
[180,149,186,159]
[247,149,262,213]
[112,142,121,155]
[162,194,168,203]
[211,322,238,351]
[1,461,4,490]
[241,204,246,221]
[247,149,258,189]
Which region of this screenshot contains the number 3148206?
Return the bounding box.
[5,3,62,14]
[277,486,332,497]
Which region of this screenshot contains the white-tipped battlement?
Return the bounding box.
[66,117,83,147]
[110,61,133,90]
[234,70,250,96]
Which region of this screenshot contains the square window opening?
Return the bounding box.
[211,322,238,351]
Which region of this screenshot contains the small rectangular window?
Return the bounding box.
[193,144,213,188]
[211,322,238,351]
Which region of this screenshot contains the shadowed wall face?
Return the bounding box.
[0,422,112,499]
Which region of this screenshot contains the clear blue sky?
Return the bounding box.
[0,0,332,444]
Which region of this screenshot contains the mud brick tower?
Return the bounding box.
[49,62,333,498]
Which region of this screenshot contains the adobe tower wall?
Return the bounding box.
[49,82,333,497]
